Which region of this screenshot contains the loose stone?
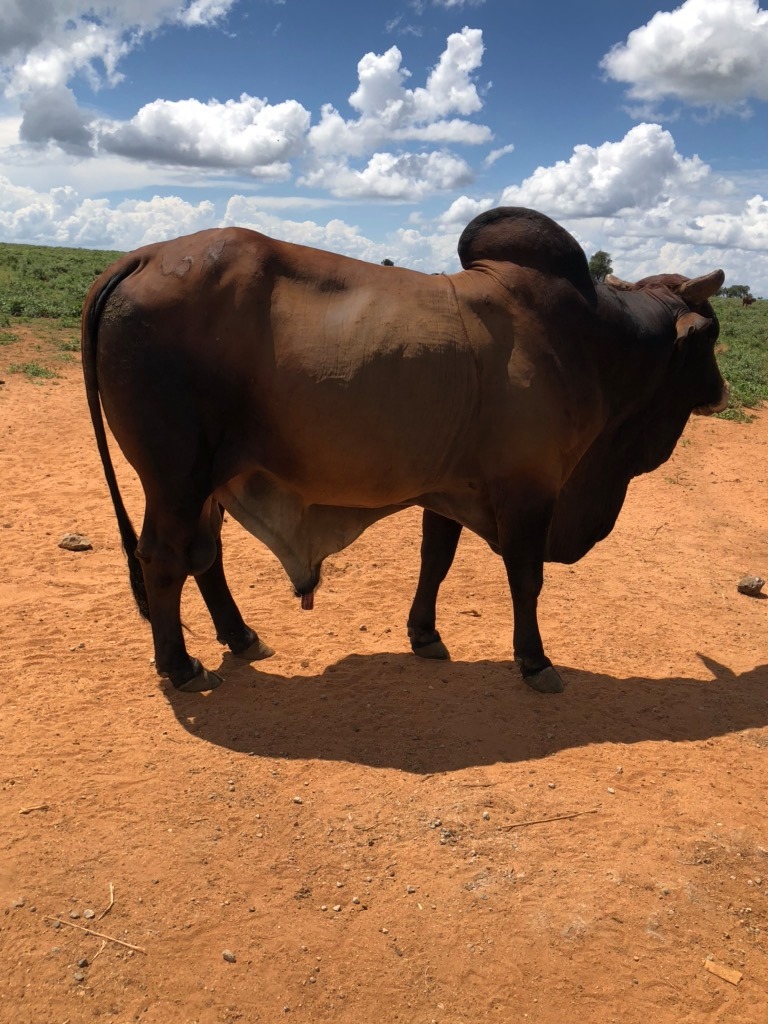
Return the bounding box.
[222,950,237,963]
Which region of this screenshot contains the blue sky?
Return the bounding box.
[1,0,767,293]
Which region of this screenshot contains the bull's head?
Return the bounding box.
[606,269,728,415]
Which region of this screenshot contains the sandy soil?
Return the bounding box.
[1,328,767,1024]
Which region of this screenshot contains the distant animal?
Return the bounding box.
[81,206,727,695]
[742,295,756,306]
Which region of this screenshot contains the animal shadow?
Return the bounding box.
[164,651,768,773]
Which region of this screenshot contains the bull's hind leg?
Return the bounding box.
[193,502,274,662]
[137,496,224,692]
[407,510,462,659]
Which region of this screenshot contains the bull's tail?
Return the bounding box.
[81,261,151,621]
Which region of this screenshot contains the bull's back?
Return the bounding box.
[91,229,482,506]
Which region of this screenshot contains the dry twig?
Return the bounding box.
[19,804,49,815]
[98,883,115,920]
[499,807,600,831]
[91,940,108,963]
[44,917,146,954]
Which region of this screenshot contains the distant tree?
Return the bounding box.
[717,284,751,299]
[381,258,395,266]
[588,250,613,283]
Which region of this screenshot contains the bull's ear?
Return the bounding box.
[604,274,634,290]
[676,310,714,342]
[678,269,724,305]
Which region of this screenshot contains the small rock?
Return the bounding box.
[83,909,95,920]
[293,796,303,805]
[482,811,490,821]
[548,782,556,789]
[12,899,25,909]
[406,885,416,894]
[77,958,88,968]
[58,533,93,552]
[737,575,765,597]
[607,787,616,794]
[222,950,237,963]
[352,897,360,905]
[73,971,85,983]
[333,904,342,912]
[69,911,80,920]
[359,625,367,632]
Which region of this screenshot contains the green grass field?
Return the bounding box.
[0,240,766,418]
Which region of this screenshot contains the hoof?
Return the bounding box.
[523,665,564,694]
[166,658,223,692]
[233,637,275,662]
[411,639,450,660]
[175,667,223,692]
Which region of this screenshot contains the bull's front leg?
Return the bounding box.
[496,486,564,693]
[407,510,462,659]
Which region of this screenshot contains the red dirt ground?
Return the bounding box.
[1,331,767,1024]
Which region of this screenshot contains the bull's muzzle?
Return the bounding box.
[694,380,730,416]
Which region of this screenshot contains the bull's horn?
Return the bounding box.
[604,274,634,290]
[678,269,725,305]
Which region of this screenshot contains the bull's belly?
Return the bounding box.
[215,471,405,593]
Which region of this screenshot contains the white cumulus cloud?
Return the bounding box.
[309,27,490,157]
[99,94,310,174]
[501,123,712,218]
[300,149,474,200]
[1,2,238,97]
[601,0,768,112]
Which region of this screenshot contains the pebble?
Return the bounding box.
[482,811,490,821]
[737,575,765,597]
[607,787,616,794]
[222,950,237,963]
[333,905,342,912]
[77,958,88,968]
[69,911,80,920]
[12,899,25,909]
[320,905,328,912]
[352,897,361,905]
[293,796,303,805]
[73,971,85,983]
[83,909,95,920]
[59,533,93,552]
[406,885,416,894]
[548,783,556,789]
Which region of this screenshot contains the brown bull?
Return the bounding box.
[82,207,727,694]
